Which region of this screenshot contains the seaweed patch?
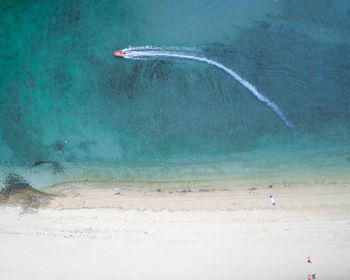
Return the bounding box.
[0,173,32,194]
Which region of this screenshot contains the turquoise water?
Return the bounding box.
[1,0,350,189]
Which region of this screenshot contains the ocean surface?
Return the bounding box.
[1,0,350,190]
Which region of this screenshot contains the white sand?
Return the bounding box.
[0,183,349,279]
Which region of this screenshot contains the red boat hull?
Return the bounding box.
[114,50,125,57]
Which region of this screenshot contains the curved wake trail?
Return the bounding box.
[123,47,294,131]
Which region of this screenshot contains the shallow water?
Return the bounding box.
[1,0,350,190]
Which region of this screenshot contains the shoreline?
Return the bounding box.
[2,145,350,192]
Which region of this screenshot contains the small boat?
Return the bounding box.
[113,50,126,57]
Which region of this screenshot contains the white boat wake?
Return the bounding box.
[121,46,294,131]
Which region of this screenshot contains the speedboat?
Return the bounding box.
[113,50,126,57]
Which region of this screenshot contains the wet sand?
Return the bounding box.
[0,183,349,279]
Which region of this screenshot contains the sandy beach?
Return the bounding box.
[0,182,349,280]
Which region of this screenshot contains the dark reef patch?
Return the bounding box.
[1,173,32,194]
[32,161,64,174]
[50,161,64,174]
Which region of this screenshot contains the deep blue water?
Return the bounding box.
[1,0,350,189]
